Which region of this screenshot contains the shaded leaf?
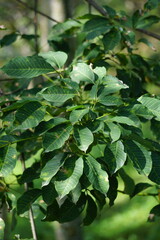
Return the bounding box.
[107,175,118,206]
[102,28,121,51]
[42,182,58,205]
[131,182,152,198]
[119,168,135,195]
[83,195,97,225]
[149,152,160,184]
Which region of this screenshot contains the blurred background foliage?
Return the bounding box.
[1,0,160,239]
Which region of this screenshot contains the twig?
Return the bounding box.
[85,0,160,41]
[34,0,39,54]
[21,153,38,240]
[15,0,59,23]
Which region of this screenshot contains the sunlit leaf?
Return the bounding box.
[39,51,68,68]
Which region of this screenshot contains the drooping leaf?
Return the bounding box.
[70,183,82,204]
[84,155,109,194]
[17,189,41,215]
[118,168,135,196]
[69,108,89,124]
[1,56,53,78]
[104,141,127,174]
[39,51,68,68]
[0,143,17,177]
[42,200,59,222]
[42,182,58,205]
[83,195,97,225]
[55,157,83,198]
[106,122,121,142]
[107,175,118,206]
[43,124,72,152]
[102,28,121,51]
[131,182,152,198]
[38,86,76,103]
[70,63,95,83]
[91,189,106,210]
[125,140,152,175]
[74,126,94,152]
[40,153,65,183]
[149,152,160,184]
[14,101,46,130]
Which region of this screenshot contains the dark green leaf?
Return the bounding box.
[102,28,121,51]
[107,175,118,206]
[131,182,152,198]
[42,182,58,205]
[149,152,160,184]
[148,204,160,222]
[119,168,135,195]
[83,195,97,225]
[0,33,18,47]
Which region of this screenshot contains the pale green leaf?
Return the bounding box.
[1,56,53,78]
[43,124,72,152]
[55,157,83,198]
[15,101,46,130]
[38,86,76,103]
[0,218,5,240]
[39,51,68,68]
[0,143,17,177]
[74,126,94,152]
[84,155,109,194]
[70,63,95,83]
[106,122,121,142]
[104,141,127,174]
[69,108,89,124]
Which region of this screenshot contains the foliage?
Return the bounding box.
[0,0,160,239]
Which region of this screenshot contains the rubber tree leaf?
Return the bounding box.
[14,101,46,130]
[55,157,83,198]
[40,153,65,183]
[84,155,109,194]
[104,141,127,174]
[39,51,68,68]
[70,63,95,83]
[106,122,121,142]
[43,124,72,152]
[83,195,97,225]
[138,95,160,120]
[17,189,41,215]
[125,140,152,175]
[38,86,76,103]
[149,152,160,184]
[69,108,89,124]
[1,56,53,78]
[0,143,17,177]
[102,28,121,51]
[74,126,94,152]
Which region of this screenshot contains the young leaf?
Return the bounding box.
[43,124,72,152]
[125,140,152,175]
[74,126,94,152]
[70,63,95,83]
[104,141,127,174]
[55,157,83,198]
[38,86,76,103]
[40,153,65,183]
[1,56,53,78]
[14,101,46,130]
[17,189,41,215]
[39,51,68,68]
[84,155,109,194]
[0,143,17,177]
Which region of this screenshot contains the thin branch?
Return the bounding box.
[15,0,59,23]
[85,0,160,41]
[21,153,38,240]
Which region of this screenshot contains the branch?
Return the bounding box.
[85,0,160,41]
[15,0,59,23]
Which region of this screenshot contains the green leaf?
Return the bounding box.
[102,28,121,51]
[138,95,160,120]
[42,200,59,222]
[43,124,72,152]
[42,182,58,205]
[83,195,97,225]
[40,153,65,183]
[1,56,53,78]
[84,155,109,194]
[131,182,152,198]
[106,122,121,142]
[107,175,118,206]
[125,140,152,175]
[149,152,160,184]
[39,51,68,68]
[132,104,154,120]
[74,126,94,152]
[69,108,89,124]
[93,67,106,80]
[99,95,123,106]
[38,86,76,103]
[148,204,160,222]
[0,144,17,177]
[14,101,46,130]
[0,218,5,240]
[0,32,18,47]
[108,115,140,127]
[91,189,106,210]
[134,15,160,29]
[118,168,135,195]
[70,63,95,83]
[104,141,127,174]
[55,157,83,198]
[17,189,41,215]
